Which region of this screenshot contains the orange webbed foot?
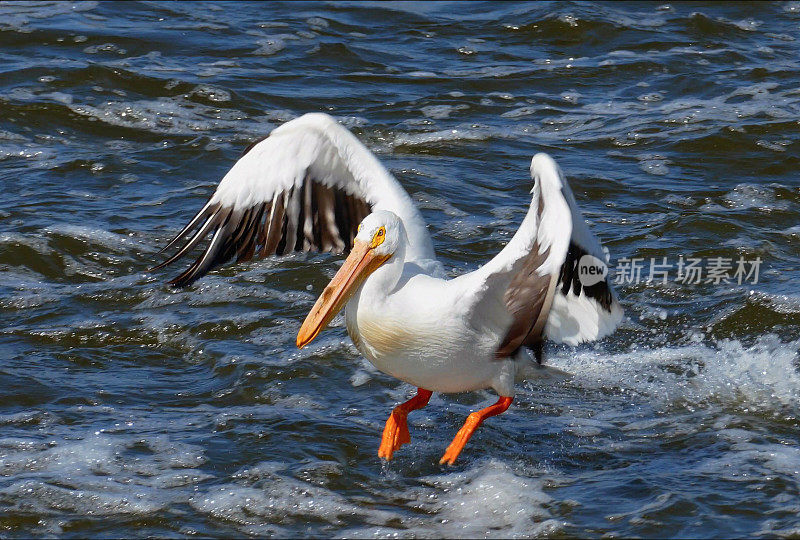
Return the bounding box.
[439,412,482,465]
[439,396,513,466]
[377,388,432,461]
[378,409,411,460]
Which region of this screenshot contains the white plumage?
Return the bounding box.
[153,112,623,463]
[213,113,435,263]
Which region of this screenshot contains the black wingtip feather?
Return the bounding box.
[157,200,217,255]
[150,176,373,287]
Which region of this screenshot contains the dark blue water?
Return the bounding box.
[2,1,800,537]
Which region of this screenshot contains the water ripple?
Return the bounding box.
[1,1,799,537]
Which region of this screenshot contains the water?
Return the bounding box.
[1,1,799,537]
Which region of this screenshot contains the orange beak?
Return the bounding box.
[296,239,390,349]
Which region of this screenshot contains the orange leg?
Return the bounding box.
[439,396,513,465]
[378,388,433,460]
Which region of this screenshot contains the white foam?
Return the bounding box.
[417,461,562,536]
[345,460,564,538]
[392,127,494,146]
[83,42,127,55]
[350,369,371,387]
[412,191,468,217]
[190,84,231,103]
[662,193,697,206]
[68,97,261,138]
[723,183,790,212]
[420,104,469,119]
[190,461,396,534]
[439,216,486,240]
[751,291,800,314]
[254,36,286,56]
[306,17,329,29]
[2,480,164,516]
[0,232,51,253]
[698,442,800,486]
[756,139,791,152]
[489,70,800,148]
[0,432,208,525]
[406,70,438,78]
[549,335,800,411]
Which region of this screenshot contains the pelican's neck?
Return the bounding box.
[359,240,406,303]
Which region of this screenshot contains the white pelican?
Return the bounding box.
[152,113,623,464]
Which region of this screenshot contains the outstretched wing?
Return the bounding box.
[151,113,435,287]
[466,153,623,360]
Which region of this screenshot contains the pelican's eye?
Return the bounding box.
[370,226,386,248]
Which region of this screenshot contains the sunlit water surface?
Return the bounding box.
[2,1,800,537]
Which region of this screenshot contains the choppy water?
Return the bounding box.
[1,1,800,537]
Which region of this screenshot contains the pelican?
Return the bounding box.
[151,112,623,464]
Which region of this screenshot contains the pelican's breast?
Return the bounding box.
[346,307,421,361]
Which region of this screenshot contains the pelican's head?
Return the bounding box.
[355,210,405,257]
[296,210,404,348]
